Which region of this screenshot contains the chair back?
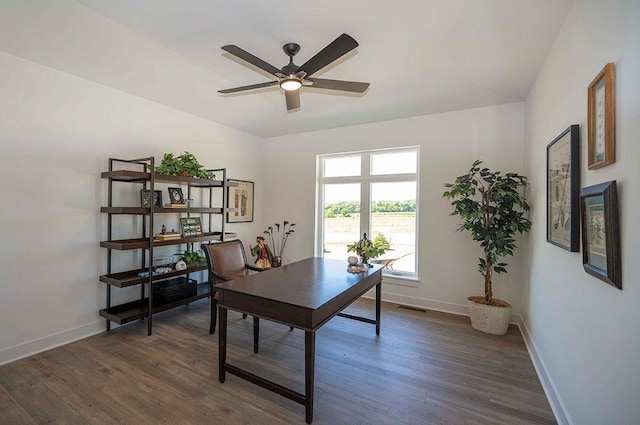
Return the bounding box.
[202,239,250,283]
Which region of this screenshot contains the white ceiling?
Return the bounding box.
[54,1,572,137]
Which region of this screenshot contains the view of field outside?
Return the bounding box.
[320,149,418,276]
[323,182,416,274]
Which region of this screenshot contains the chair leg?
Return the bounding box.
[253,317,260,354]
[209,299,217,334]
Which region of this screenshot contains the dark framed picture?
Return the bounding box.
[167,187,185,204]
[180,217,202,237]
[588,62,615,169]
[546,125,580,251]
[580,181,621,289]
[227,179,254,223]
[140,189,162,208]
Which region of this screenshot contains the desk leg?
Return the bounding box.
[219,306,227,383]
[305,331,316,424]
[375,281,381,335]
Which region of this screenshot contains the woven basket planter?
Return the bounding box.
[466,296,512,335]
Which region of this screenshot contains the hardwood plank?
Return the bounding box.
[0,299,556,424]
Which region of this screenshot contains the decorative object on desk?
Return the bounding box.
[250,236,274,269]
[227,179,254,223]
[153,151,215,179]
[347,264,367,273]
[443,160,532,335]
[588,63,615,169]
[180,217,202,237]
[546,125,580,252]
[347,232,386,266]
[263,221,295,267]
[347,256,359,266]
[140,189,162,208]
[580,181,621,289]
[168,187,185,204]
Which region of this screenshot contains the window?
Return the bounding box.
[317,147,419,280]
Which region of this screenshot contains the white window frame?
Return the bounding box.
[316,147,419,284]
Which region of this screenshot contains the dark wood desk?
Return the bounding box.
[216,257,383,424]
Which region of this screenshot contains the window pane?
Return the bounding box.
[324,156,361,177]
[323,183,360,261]
[370,182,416,274]
[371,151,417,175]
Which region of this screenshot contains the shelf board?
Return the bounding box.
[99,284,211,325]
[101,170,237,188]
[100,206,226,214]
[100,264,208,287]
[100,232,238,250]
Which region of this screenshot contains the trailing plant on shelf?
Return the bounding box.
[154,151,215,179]
[263,221,295,266]
[176,243,206,267]
[442,160,532,307]
[347,232,387,264]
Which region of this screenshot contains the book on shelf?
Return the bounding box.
[154,232,181,240]
[163,203,187,208]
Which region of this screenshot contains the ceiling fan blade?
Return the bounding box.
[296,33,359,77]
[285,89,301,111]
[221,45,281,76]
[218,80,278,94]
[306,78,370,93]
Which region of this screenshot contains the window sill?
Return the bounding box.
[381,273,419,288]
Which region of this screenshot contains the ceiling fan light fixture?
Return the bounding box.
[280,76,302,91]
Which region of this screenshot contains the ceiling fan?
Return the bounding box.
[218,33,370,111]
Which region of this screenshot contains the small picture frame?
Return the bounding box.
[227,179,254,223]
[580,180,621,289]
[180,217,203,237]
[140,189,162,208]
[546,125,580,251]
[588,63,615,169]
[167,187,185,204]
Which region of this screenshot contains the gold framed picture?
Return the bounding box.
[587,62,615,169]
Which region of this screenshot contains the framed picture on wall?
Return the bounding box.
[580,180,621,289]
[546,125,580,251]
[227,179,254,223]
[588,62,615,169]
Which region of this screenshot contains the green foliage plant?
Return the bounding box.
[176,243,206,266]
[442,160,532,305]
[154,151,215,179]
[347,232,387,262]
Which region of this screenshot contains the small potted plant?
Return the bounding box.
[442,160,532,335]
[347,233,387,266]
[176,244,207,267]
[154,151,215,179]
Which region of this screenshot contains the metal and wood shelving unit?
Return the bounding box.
[99,157,237,335]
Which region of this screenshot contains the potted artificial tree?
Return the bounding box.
[443,160,532,335]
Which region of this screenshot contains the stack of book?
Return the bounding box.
[154,232,181,241]
[163,203,187,209]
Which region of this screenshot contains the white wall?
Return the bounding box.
[522,0,640,424]
[262,103,526,318]
[0,52,264,364]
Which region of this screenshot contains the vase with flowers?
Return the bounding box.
[347,233,387,266]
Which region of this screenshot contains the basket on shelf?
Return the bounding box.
[153,277,197,305]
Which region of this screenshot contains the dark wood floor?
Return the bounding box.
[0,298,556,425]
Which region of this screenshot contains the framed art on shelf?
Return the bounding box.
[227,179,254,223]
[588,62,615,169]
[546,125,580,251]
[580,180,621,289]
[180,217,202,237]
[140,189,162,208]
[167,187,185,204]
